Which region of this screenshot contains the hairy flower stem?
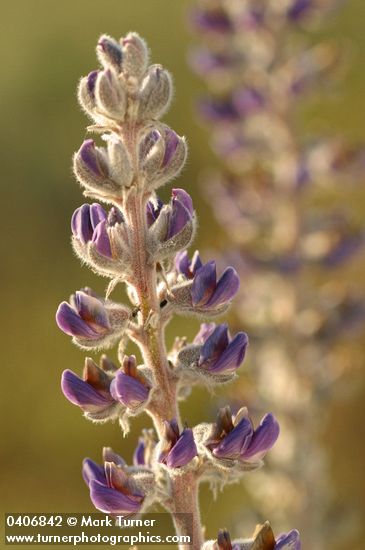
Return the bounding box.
[171,474,203,550]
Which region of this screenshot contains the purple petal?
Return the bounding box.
[208,332,248,374]
[162,130,179,167]
[191,261,217,306]
[175,251,190,276]
[133,438,146,466]
[90,203,107,229]
[205,267,240,308]
[56,302,98,338]
[275,530,301,550]
[288,0,312,21]
[172,189,194,216]
[193,322,216,345]
[111,371,149,408]
[103,447,126,467]
[74,291,110,330]
[243,413,280,461]
[61,369,113,408]
[82,458,106,486]
[97,36,123,67]
[71,204,94,244]
[79,139,103,176]
[200,324,229,366]
[165,428,197,468]
[92,220,112,258]
[213,417,253,459]
[89,480,142,514]
[167,200,192,240]
[87,71,99,96]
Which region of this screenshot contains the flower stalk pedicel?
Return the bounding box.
[56,31,299,549]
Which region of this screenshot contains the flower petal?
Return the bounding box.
[209,332,248,374]
[89,480,142,514]
[56,302,98,338]
[166,428,197,468]
[213,417,253,459]
[191,261,217,306]
[61,369,112,409]
[82,458,106,486]
[205,266,240,308]
[243,413,280,462]
[275,529,301,550]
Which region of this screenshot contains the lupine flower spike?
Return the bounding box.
[56,30,300,549]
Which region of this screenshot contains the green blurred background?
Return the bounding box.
[1,1,365,548]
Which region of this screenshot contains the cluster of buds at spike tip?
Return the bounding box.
[169,250,240,316]
[82,448,149,516]
[202,522,301,550]
[158,419,198,470]
[55,288,130,349]
[61,356,120,422]
[110,355,151,413]
[147,188,196,260]
[200,406,279,470]
[177,322,248,384]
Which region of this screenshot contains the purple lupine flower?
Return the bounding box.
[110,355,150,409]
[71,203,107,245]
[56,289,110,339]
[276,529,301,549]
[158,419,198,468]
[191,260,240,309]
[166,189,194,239]
[146,197,164,226]
[61,358,118,419]
[206,406,279,463]
[232,87,265,116]
[82,450,144,515]
[195,323,248,375]
[213,523,301,550]
[175,249,203,278]
[133,429,156,467]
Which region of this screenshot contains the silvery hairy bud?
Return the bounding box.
[73,137,133,198]
[121,32,149,79]
[97,35,123,71]
[139,126,187,190]
[94,69,127,121]
[137,65,173,120]
[78,71,98,118]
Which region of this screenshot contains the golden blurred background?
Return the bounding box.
[1,1,364,548]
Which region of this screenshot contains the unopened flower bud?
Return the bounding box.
[138,65,173,120]
[97,34,123,71]
[78,71,99,116]
[121,32,149,79]
[94,69,127,121]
